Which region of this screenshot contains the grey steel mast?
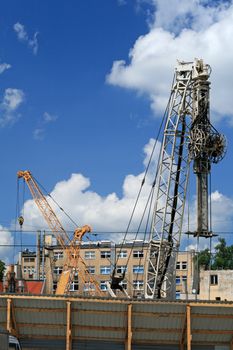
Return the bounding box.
[145,59,226,299]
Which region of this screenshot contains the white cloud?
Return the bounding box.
[117,0,127,6]
[33,112,58,141]
[13,22,28,41]
[33,128,45,140]
[150,0,230,33]
[43,111,58,123]
[107,0,233,123]
[28,32,39,55]
[13,22,39,55]
[181,190,233,251]
[0,62,11,75]
[0,88,25,127]
[20,139,159,237]
[2,88,24,111]
[0,226,14,263]
[19,138,233,247]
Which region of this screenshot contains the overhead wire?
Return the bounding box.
[114,75,175,272]
[33,176,79,229]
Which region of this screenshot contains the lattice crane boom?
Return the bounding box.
[17,170,103,296]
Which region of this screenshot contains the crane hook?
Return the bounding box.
[18,215,24,228]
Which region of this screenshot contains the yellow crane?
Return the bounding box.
[17,170,103,296]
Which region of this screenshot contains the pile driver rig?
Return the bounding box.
[17,59,226,301]
[144,59,226,299]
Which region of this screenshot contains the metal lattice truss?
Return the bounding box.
[145,61,198,299]
[145,59,226,299]
[17,170,103,296]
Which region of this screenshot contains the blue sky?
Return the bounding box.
[1,0,233,261]
[0,1,153,216]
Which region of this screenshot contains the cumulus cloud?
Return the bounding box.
[107,0,233,123]
[13,22,39,55]
[150,0,230,33]
[0,62,11,75]
[181,190,233,251]
[0,225,14,263]
[0,88,25,127]
[19,138,233,247]
[21,139,159,238]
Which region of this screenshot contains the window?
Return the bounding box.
[120,280,127,290]
[24,257,35,262]
[118,250,127,258]
[24,266,35,274]
[54,251,63,260]
[69,281,79,291]
[100,266,111,275]
[73,271,79,280]
[176,262,180,270]
[133,265,144,274]
[53,267,63,275]
[100,251,111,259]
[210,274,218,285]
[100,281,108,291]
[133,280,144,290]
[133,250,144,258]
[182,261,187,270]
[53,282,57,292]
[176,291,181,300]
[116,265,127,274]
[182,275,187,283]
[87,266,95,274]
[85,251,95,259]
[176,276,181,285]
[84,282,95,291]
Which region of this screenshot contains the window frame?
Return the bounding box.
[133,280,144,290]
[100,266,111,275]
[100,251,111,259]
[133,265,144,274]
[210,274,218,285]
[133,250,144,258]
[84,251,96,260]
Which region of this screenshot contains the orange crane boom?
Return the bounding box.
[17,170,103,296]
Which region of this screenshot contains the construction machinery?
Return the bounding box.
[17,170,103,296]
[143,59,226,299]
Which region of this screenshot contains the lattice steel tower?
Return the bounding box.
[145,59,226,299]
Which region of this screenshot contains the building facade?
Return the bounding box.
[19,235,195,298]
[199,269,233,301]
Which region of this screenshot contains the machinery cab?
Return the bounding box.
[9,335,22,350]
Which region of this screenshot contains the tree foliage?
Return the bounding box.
[0,260,5,281]
[195,238,233,270]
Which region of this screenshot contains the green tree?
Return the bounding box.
[195,238,233,271]
[212,238,233,270]
[195,248,211,270]
[0,260,5,281]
